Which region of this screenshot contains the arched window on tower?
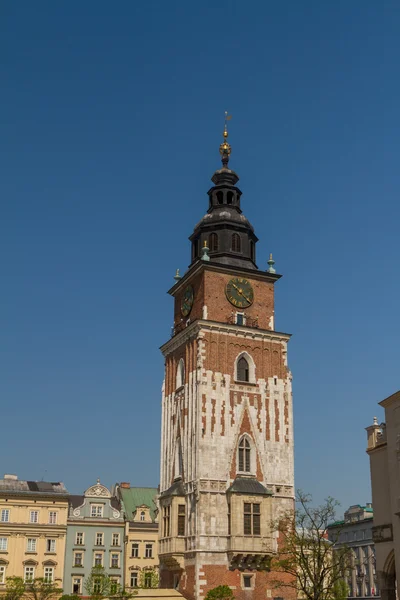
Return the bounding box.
[216,191,224,205]
[238,436,251,473]
[232,233,241,253]
[209,233,219,252]
[237,356,250,382]
[250,240,255,262]
[227,191,234,205]
[176,359,185,389]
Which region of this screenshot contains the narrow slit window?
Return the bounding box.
[232,233,241,252]
[238,437,251,472]
[209,233,219,252]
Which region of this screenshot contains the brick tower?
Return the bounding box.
[159,118,294,600]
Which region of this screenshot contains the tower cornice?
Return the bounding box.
[160,318,291,356]
[168,261,282,297]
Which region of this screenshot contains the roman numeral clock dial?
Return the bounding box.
[226,277,254,308]
[181,285,194,317]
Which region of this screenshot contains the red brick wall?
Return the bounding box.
[197,564,296,600]
[173,268,275,331]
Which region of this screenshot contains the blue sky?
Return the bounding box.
[1,1,397,516]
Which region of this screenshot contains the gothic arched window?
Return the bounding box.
[238,436,251,472]
[232,233,241,253]
[209,233,219,252]
[237,356,249,382]
[176,359,185,389]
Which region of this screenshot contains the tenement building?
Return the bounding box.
[114,483,159,590]
[0,474,69,588]
[366,391,400,600]
[158,122,294,600]
[327,504,379,599]
[64,480,125,595]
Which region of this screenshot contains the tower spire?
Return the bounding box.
[219,111,232,168]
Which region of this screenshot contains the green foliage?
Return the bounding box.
[60,595,81,600]
[23,578,63,600]
[204,585,234,600]
[138,569,159,590]
[332,579,349,600]
[4,577,25,600]
[84,567,111,600]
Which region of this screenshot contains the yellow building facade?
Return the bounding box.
[0,474,69,590]
[114,484,159,590]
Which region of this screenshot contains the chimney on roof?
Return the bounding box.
[4,474,18,480]
[120,482,130,489]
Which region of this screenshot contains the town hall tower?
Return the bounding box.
[159,119,294,600]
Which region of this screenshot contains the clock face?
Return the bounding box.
[226,277,254,308]
[181,285,194,317]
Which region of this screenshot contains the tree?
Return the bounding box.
[24,578,63,600]
[4,577,25,600]
[270,491,351,600]
[84,567,111,600]
[138,569,159,590]
[60,595,81,600]
[204,585,234,600]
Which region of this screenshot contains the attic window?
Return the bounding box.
[140,511,145,522]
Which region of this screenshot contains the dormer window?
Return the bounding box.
[209,233,219,252]
[232,233,241,253]
[140,511,145,522]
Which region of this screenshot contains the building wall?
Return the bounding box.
[63,482,125,596]
[367,392,400,600]
[328,507,378,599]
[124,522,159,589]
[0,488,68,588]
[159,265,294,600]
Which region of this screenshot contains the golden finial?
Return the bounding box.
[203,240,208,248]
[219,111,232,167]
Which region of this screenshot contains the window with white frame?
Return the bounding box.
[242,574,254,589]
[0,565,5,584]
[29,511,39,524]
[91,504,103,518]
[112,533,120,546]
[27,538,37,552]
[24,566,35,582]
[73,552,83,567]
[93,578,101,594]
[95,532,104,546]
[130,572,138,588]
[75,532,84,545]
[46,539,56,553]
[110,553,119,568]
[145,543,153,558]
[0,538,7,551]
[0,510,9,523]
[110,579,119,595]
[72,578,82,594]
[44,567,54,583]
[94,553,103,567]
[131,543,139,558]
[235,352,255,383]
[140,511,145,522]
[48,512,57,524]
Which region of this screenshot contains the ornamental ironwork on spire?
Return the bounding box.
[189,113,258,270]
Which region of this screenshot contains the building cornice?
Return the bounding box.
[379,390,400,408]
[160,319,291,356]
[167,261,281,297]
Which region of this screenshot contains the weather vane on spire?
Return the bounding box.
[220,111,232,167]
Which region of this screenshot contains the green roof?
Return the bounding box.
[120,486,158,521]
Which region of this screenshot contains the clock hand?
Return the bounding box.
[232,282,251,303]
